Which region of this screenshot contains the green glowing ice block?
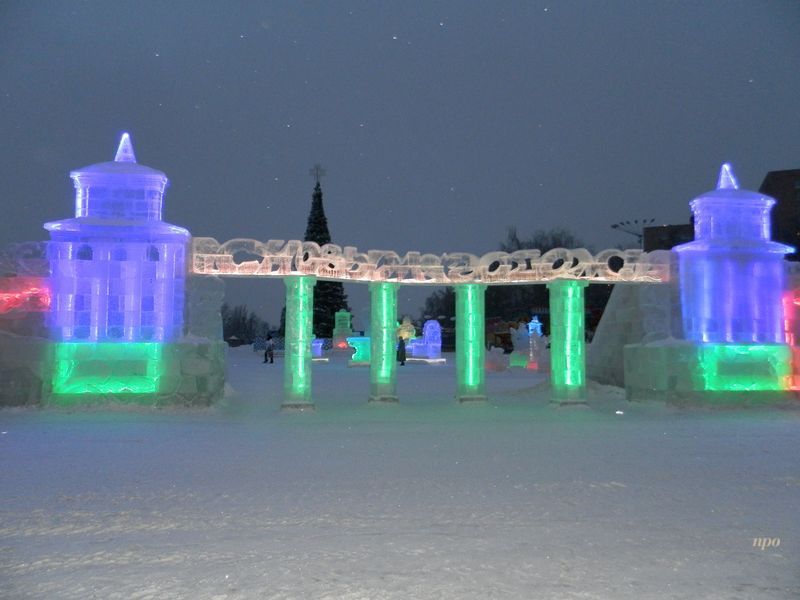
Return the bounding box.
[369,282,399,402]
[455,283,486,402]
[548,280,588,403]
[283,276,316,409]
[698,344,791,391]
[347,336,371,364]
[51,342,163,401]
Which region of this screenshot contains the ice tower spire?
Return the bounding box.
[716,162,738,190]
[114,132,137,163]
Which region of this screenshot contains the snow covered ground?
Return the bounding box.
[1,346,799,599]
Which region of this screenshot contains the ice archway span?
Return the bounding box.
[191,238,672,284]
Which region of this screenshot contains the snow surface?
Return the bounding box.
[1,347,799,599]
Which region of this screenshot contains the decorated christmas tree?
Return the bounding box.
[303,165,349,338]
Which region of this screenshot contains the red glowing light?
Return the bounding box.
[0,278,51,314]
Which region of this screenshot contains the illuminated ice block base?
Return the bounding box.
[623,341,792,403]
[52,342,163,396]
[47,340,226,406]
[698,344,791,392]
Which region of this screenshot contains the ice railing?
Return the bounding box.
[191,238,672,284]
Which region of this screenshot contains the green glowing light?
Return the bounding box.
[283,276,315,406]
[369,282,398,401]
[455,283,486,401]
[548,280,587,402]
[51,342,163,397]
[699,344,791,391]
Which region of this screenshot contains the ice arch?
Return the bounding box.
[191,237,673,407]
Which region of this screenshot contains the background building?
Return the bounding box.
[759,168,800,261]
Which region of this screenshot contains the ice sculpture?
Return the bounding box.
[347,336,371,366]
[332,309,353,350]
[311,338,327,361]
[528,316,543,337]
[397,316,416,341]
[45,133,189,344]
[508,322,531,368]
[44,133,190,399]
[675,163,792,344]
[506,319,545,371]
[485,346,509,372]
[408,319,444,363]
[621,164,794,399]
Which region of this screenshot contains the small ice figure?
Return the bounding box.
[397,316,416,341]
[528,315,543,337]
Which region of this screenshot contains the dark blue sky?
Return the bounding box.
[1,1,799,326]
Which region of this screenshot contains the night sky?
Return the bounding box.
[1,1,799,327]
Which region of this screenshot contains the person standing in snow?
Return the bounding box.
[397,336,406,366]
[264,335,275,364]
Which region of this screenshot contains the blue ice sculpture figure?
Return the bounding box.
[421,319,442,359]
[528,316,543,337]
[45,133,190,343]
[311,338,324,358]
[409,319,442,359]
[674,163,792,343]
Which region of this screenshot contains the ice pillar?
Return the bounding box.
[548,280,588,403]
[455,283,486,402]
[369,282,399,402]
[282,276,316,409]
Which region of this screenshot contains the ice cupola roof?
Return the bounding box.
[68,132,169,221]
[70,132,167,179]
[680,163,791,248]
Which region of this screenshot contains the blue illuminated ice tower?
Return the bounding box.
[44,133,190,397]
[675,164,792,344]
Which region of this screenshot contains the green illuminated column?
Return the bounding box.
[282,275,316,410]
[548,280,588,403]
[369,282,399,402]
[455,283,487,402]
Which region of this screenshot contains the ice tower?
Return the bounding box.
[44,133,190,397]
[675,164,791,344]
[673,163,793,392]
